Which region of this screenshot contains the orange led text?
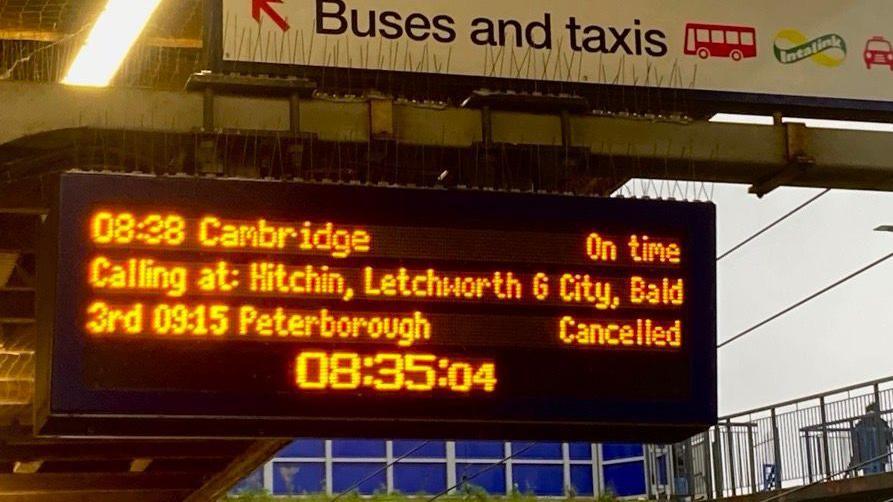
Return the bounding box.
[85,301,144,335]
[90,211,186,246]
[628,235,682,264]
[559,317,682,348]
[249,263,354,301]
[294,351,497,393]
[238,307,431,347]
[88,256,188,297]
[364,267,522,300]
[585,233,618,262]
[630,277,684,305]
[198,217,371,258]
[558,273,619,309]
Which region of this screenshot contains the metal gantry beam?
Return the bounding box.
[0,472,202,494]
[0,439,257,463]
[182,439,291,502]
[0,30,202,49]
[3,81,893,192]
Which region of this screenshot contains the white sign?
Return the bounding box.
[222,0,893,103]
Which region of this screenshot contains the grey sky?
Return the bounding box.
[713,184,893,415]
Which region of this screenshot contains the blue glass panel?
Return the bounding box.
[393,440,446,458]
[511,465,563,496]
[331,440,386,458]
[231,466,263,494]
[394,463,447,494]
[568,442,592,460]
[332,463,387,494]
[512,442,562,459]
[456,463,505,494]
[569,465,594,496]
[276,439,325,458]
[272,462,325,495]
[455,441,504,459]
[602,443,644,461]
[604,461,646,497]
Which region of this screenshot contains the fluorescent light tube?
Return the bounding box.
[63,0,164,87]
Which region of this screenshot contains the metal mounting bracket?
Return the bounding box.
[749,122,815,197]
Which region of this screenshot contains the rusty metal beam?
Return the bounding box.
[0,29,202,49]
[0,472,203,494]
[129,458,153,473]
[0,492,189,502]
[183,439,289,501]
[0,254,15,287]
[749,122,816,197]
[749,161,815,198]
[0,440,253,463]
[11,461,41,474]
[3,81,893,192]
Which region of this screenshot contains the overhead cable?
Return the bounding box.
[332,440,433,501]
[717,189,830,261]
[426,443,538,502]
[718,251,893,349]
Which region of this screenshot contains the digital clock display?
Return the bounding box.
[36,172,717,440]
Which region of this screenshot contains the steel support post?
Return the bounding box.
[702,432,714,500]
[820,396,832,478]
[726,420,737,496]
[747,425,757,494]
[712,430,724,498]
[771,409,783,490]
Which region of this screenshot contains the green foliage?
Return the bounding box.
[223,490,623,502]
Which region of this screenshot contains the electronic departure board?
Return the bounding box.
[36,172,716,440]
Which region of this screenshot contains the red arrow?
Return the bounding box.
[252,0,290,32]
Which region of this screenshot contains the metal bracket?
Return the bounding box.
[185,72,317,98]
[369,92,395,140]
[749,122,815,197]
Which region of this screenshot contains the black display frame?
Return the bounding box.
[36,172,716,441]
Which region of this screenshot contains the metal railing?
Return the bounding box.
[672,375,893,500]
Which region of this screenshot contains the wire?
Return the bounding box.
[425,442,538,502]
[716,189,830,261]
[758,450,893,502]
[718,251,893,349]
[331,440,432,501]
[0,24,91,80]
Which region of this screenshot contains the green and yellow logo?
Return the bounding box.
[773,29,846,67]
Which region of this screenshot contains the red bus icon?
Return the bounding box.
[684,23,757,61]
